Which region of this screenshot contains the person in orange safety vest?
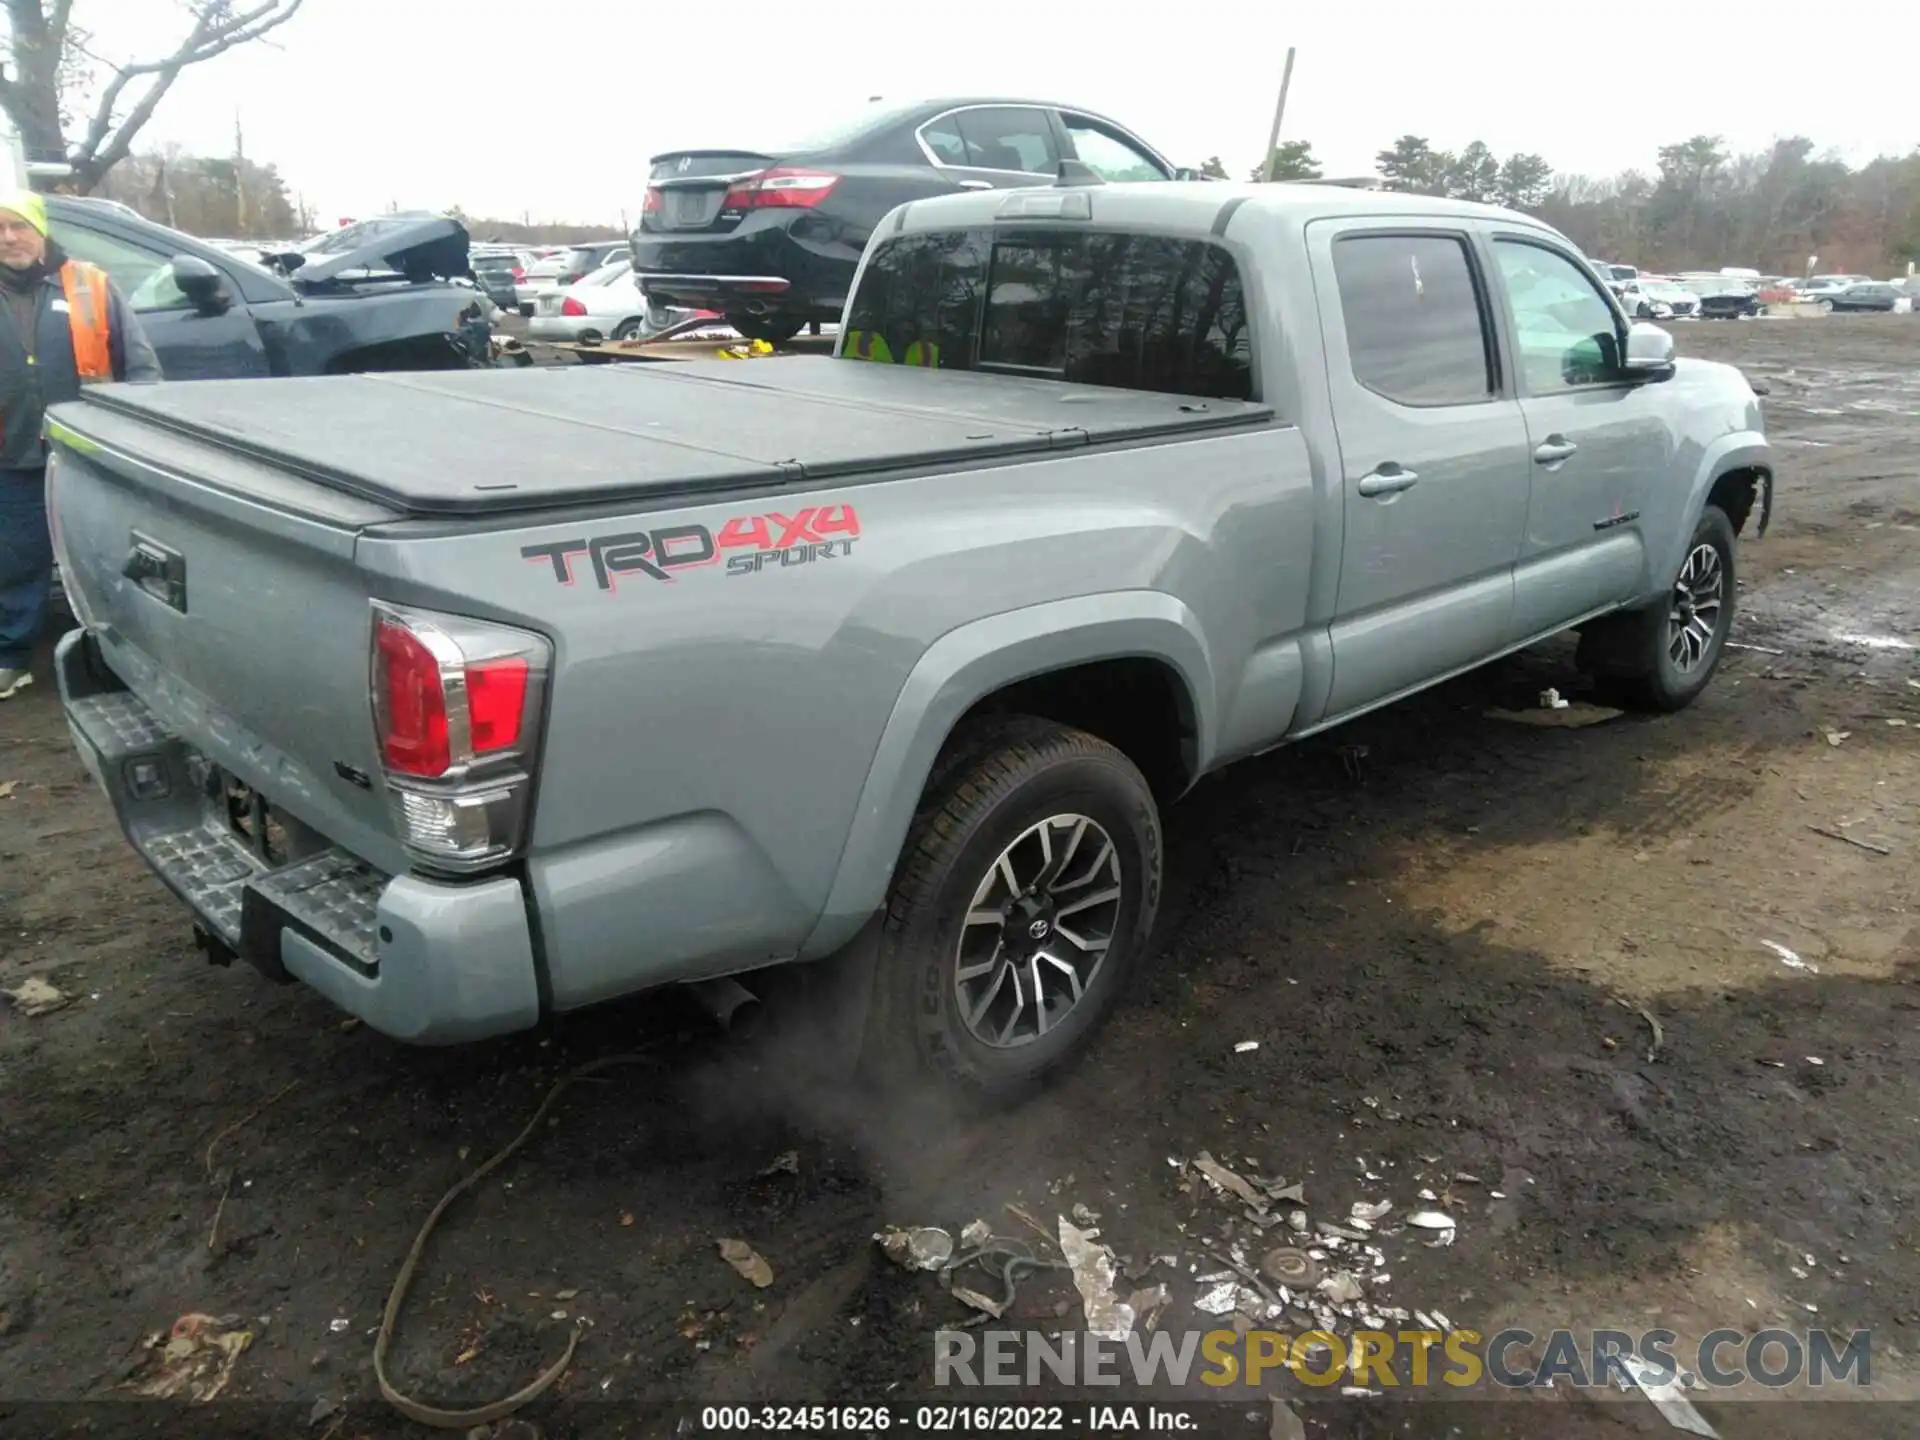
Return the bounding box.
[0,188,161,700]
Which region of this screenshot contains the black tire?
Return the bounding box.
[613,317,645,341]
[1579,505,1738,713]
[861,717,1162,1105]
[724,312,805,345]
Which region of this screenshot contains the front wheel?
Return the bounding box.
[862,717,1162,1105]
[724,312,805,345]
[612,317,645,341]
[1579,505,1738,712]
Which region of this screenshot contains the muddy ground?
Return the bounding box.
[1,317,1917,1439]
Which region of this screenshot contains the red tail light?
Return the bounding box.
[466,659,530,753]
[722,167,840,210]
[561,296,587,316]
[642,187,663,214]
[510,265,525,280]
[375,620,450,777]
[370,603,551,872]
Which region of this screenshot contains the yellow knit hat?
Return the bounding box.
[0,189,49,236]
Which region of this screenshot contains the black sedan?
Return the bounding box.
[47,199,492,380]
[1679,277,1763,319]
[633,97,1194,344]
[1826,282,1902,313]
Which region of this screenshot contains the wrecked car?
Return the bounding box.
[48,199,492,380]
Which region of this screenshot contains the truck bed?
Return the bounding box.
[79,358,1275,517]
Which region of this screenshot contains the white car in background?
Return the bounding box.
[1618,278,1702,320]
[527,257,711,342]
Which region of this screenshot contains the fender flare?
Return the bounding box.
[1649,432,1771,595]
[799,591,1215,958]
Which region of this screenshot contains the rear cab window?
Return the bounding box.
[841,227,1253,401]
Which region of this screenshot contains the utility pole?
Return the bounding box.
[1260,47,1298,183]
[234,112,248,236]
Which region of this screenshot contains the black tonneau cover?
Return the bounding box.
[77,358,1274,517]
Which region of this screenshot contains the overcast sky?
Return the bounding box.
[89,0,1912,228]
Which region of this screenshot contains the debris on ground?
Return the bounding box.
[1487,700,1623,729]
[1621,1354,1720,1437]
[1761,940,1818,973]
[1406,1211,1457,1246]
[1058,1217,1135,1341]
[125,1313,252,1402]
[1809,825,1893,856]
[1824,729,1850,747]
[717,1238,773,1288]
[1317,1270,1365,1304]
[1268,1396,1306,1440]
[756,1150,799,1177]
[1234,1040,1260,1053]
[0,780,15,799]
[1539,688,1570,709]
[1,976,69,1017]
[1259,1246,1320,1287]
[876,1226,953,1272]
[1350,1199,1393,1224]
[1191,1152,1266,1209]
[960,1219,993,1250]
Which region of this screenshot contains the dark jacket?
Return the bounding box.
[0,241,162,472]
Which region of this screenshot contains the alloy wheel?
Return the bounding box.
[953,814,1123,1048]
[1668,541,1725,672]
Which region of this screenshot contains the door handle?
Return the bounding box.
[1533,437,1579,464]
[1356,465,1419,497]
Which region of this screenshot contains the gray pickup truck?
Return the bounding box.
[46,178,1771,1100]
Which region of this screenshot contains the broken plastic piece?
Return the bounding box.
[876,1226,954,1272]
[1058,1217,1135,1341]
[959,1219,993,1251]
[1192,1153,1266,1209]
[1351,1199,1393,1223]
[1621,1354,1720,1437]
[1234,1040,1259,1053]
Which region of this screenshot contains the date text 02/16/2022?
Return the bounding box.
[694,1403,1199,1431]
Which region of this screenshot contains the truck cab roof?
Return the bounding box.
[882,178,1543,240]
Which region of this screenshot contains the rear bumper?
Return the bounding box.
[57,630,541,1045]
[633,221,853,317]
[527,312,610,340]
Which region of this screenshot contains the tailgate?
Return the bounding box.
[46,403,411,874]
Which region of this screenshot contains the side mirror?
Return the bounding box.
[169,254,230,314]
[1621,321,1675,376]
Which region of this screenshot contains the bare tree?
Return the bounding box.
[0,1,303,192]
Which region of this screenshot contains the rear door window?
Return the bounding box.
[1331,233,1495,406]
[842,228,1253,400]
[950,108,1060,175]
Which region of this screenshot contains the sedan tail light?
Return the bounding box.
[642,187,662,214]
[510,265,525,280]
[722,167,841,210]
[370,602,550,873]
[561,296,587,316]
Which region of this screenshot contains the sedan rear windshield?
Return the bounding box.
[842,227,1253,400]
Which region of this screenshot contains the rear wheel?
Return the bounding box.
[725,312,804,345]
[862,717,1161,1105]
[613,317,645,341]
[1579,505,1737,713]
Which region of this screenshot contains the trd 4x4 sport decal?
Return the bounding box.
[521,504,860,591]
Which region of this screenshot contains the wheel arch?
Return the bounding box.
[799,592,1215,958]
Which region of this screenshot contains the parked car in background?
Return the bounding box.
[468,244,525,311]
[1826,281,1902,313]
[1618,278,1701,319]
[1798,275,1869,300]
[1591,261,1638,295]
[527,258,711,341]
[633,95,1194,343]
[514,241,627,314]
[1678,275,1762,318]
[47,198,492,380]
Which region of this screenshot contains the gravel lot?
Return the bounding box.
[1,317,1917,1438]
